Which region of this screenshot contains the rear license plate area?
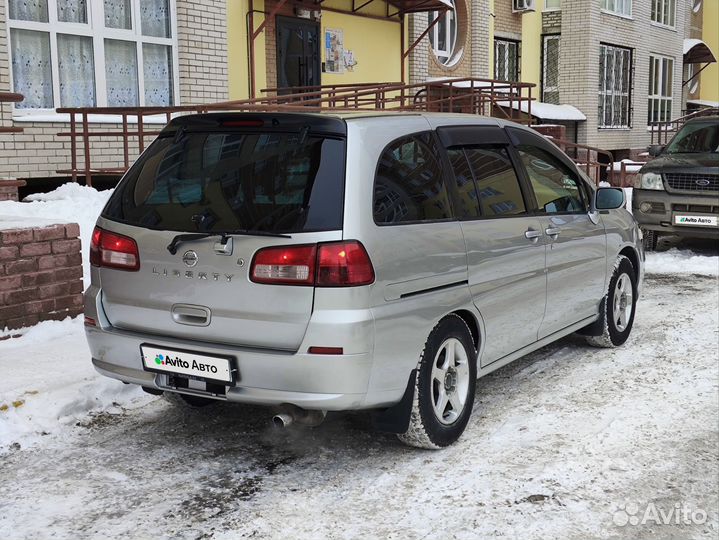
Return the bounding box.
[166,374,228,397]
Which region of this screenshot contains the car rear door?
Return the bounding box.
[96,116,347,351]
[439,126,547,366]
[507,127,607,339]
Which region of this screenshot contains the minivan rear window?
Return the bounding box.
[103,131,346,234]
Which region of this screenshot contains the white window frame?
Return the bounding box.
[428,1,457,65]
[544,0,561,11]
[7,0,180,113]
[598,43,632,129]
[651,0,676,29]
[541,34,560,104]
[601,0,632,18]
[648,54,674,124]
[494,38,520,82]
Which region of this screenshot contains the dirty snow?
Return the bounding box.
[1,247,717,539]
[0,183,112,287]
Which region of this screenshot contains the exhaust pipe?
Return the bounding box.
[271,405,326,428]
[272,413,294,428]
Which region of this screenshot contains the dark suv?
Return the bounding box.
[634,116,719,250]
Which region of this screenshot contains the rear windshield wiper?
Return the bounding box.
[167,230,291,254]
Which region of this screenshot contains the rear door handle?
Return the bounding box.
[545,227,561,239]
[171,304,211,327]
[524,229,542,241]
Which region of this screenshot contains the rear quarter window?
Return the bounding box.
[373,132,452,225]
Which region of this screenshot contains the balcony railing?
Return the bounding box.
[55,78,536,186]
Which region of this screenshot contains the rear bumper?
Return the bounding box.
[633,189,719,238]
[86,324,375,410]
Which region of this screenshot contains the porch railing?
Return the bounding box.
[56,78,536,186]
[549,138,615,186]
[649,106,719,146]
[0,92,24,135]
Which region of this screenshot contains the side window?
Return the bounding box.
[373,132,452,224]
[517,145,586,214]
[446,148,480,219]
[464,146,526,217]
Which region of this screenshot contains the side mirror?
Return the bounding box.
[595,187,625,210]
[648,145,664,157]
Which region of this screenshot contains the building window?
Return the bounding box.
[544,0,561,10]
[8,0,177,110]
[429,1,458,66]
[598,44,632,128]
[494,39,520,82]
[542,35,560,104]
[601,0,632,17]
[686,64,699,95]
[692,0,702,13]
[651,0,675,27]
[648,55,674,123]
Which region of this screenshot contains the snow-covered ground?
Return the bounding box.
[0,185,717,539]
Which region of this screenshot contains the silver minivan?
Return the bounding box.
[84,112,643,448]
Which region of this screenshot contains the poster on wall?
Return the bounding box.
[325,28,344,74]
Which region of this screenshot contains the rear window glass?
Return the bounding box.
[103,131,346,233]
[373,132,452,224]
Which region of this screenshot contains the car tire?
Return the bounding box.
[642,228,658,252]
[164,391,218,408]
[397,315,477,449]
[586,255,637,348]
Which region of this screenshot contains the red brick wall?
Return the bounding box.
[0,223,83,332]
[0,180,25,202]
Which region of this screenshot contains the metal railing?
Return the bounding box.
[56,78,536,186]
[649,106,719,146]
[549,138,615,186]
[0,92,24,134]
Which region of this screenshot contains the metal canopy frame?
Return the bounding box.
[247,0,449,97]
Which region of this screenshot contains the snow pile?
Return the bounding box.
[610,159,644,173]
[645,248,719,276]
[0,318,153,453]
[0,183,112,287]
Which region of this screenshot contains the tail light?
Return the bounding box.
[250,241,374,287]
[90,227,140,271]
[250,244,317,285]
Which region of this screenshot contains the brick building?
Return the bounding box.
[0,0,227,184]
[408,0,718,157]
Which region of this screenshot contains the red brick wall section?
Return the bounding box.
[0,223,83,334]
[0,180,26,202]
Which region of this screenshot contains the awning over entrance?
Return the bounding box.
[683,38,717,64]
[387,0,453,14]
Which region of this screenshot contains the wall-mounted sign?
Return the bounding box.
[325,28,344,74]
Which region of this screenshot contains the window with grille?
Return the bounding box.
[601,0,632,17]
[651,0,675,27]
[598,44,632,128]
[494,39,520,82]
[648,55,674,124]
[542,35,560,104]
[8,0,177,110]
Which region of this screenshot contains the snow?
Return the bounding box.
[0,183,112,287]
[610,158,644,173]
[0,318,153,452]
[645,248,719,276]
[0,242,717,538]
[498,100,587,121]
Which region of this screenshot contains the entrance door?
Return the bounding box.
[276,16,321,93]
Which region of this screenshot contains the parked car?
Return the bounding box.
[634,116,719,251]
[84,112,643,449]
